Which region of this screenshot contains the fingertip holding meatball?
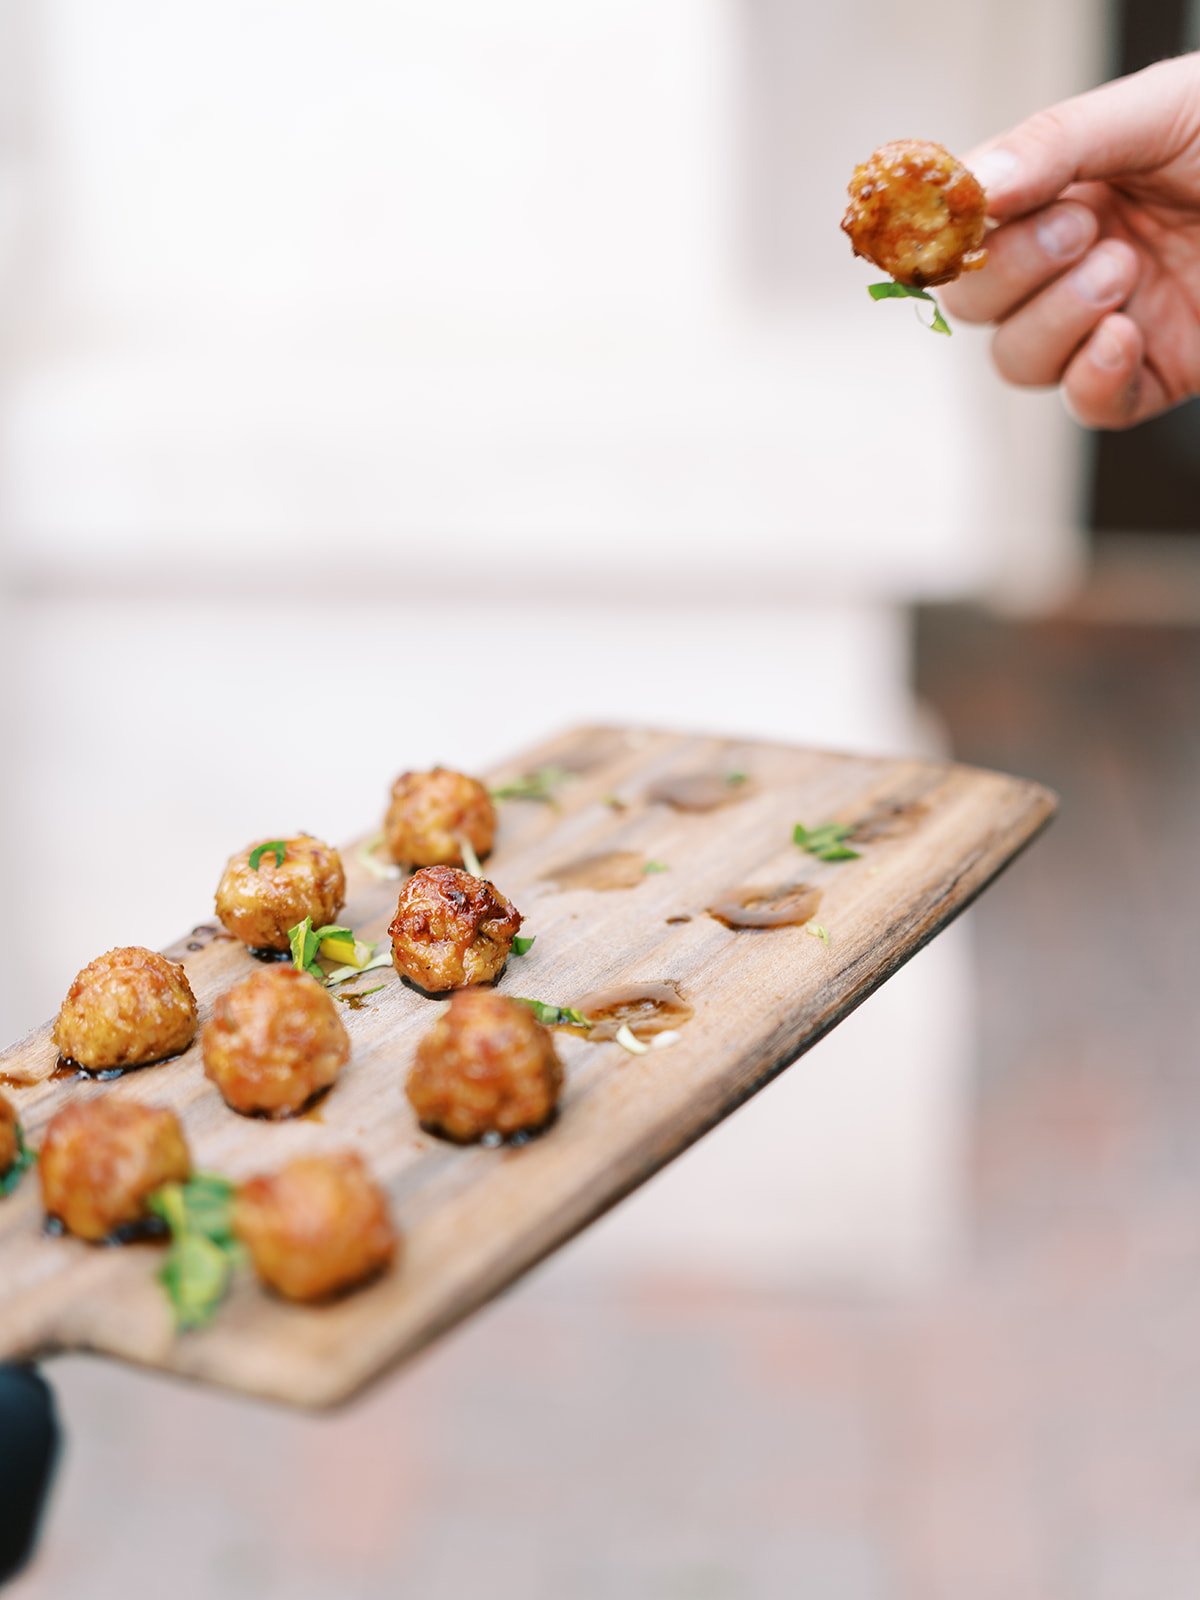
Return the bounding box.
[842,139,987,288]
[215,835,346,953]
[384,768,497,868]
[407,989,563,1144]
[39,1098,190,1241]
[388,865,522,993]
[202,966,350,1118]
[234,1151,397,1303]
[0,1093,19,1176]
[53,947,198,1073]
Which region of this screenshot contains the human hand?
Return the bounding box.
[941,54,1200,428]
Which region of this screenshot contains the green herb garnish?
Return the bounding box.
[867,281,951,335]
[642,860,668,875]
[514,998,590,1029]
[725,771,749,786]
[0,1124,36,1197]
[511,935,536,957]
[148,1173,240,1331]
[793,822,861,863]
[491,765,574,805]
[287,917,355,981]
[249,840,287,872]
[806,922,831,947]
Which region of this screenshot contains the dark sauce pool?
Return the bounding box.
[645,772,754,813]
[572,981,694,1042]
[708,883,822,930]
[542,851,648,892]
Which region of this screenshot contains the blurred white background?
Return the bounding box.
[0,0,1103,1293]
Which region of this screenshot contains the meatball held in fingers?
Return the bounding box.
[408,989,564,1144]
[40,1099,190,1241]
[215,835,345,954]
[389,865,522,993]
[384,768,497,868]
[842,139,988,288]
[202,966,350,1118]
[234,1152,397,1303]
[53,947,198,1073]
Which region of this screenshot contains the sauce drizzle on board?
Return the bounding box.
[708,883,822,930]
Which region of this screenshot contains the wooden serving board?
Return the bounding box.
[0,726,1055,1408]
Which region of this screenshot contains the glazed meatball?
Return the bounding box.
[215,834,346,953]
[384,767,497,868]
[407,989,563,1143]
[234,1151,397,1302]
[40,1098,190,1241]
[388,865,522,993]
[0,1093,19,1176]
[53,947,198,1072]
[202,966,350,1118]
[842,139,987,288]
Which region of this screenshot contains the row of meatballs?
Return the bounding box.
[0,768,564,1305]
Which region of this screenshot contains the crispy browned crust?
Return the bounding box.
[202,966,350,1117]
[388,865,522,992]
[0,1093,18,1176]
[39,1098,190,1241]
[234,1151,398,1303]
[52,946,198,1071]
[384,768,497,868]
[214,835,345,952]
[841,139,987,288]
[407,989,563,1143]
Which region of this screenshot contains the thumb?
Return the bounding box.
[968,53,1200,220]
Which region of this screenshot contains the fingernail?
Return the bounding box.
[972,148,1019,197]
[1036,206,1091,261]
[1071,246,1135,306]
[1090,322,1128,371]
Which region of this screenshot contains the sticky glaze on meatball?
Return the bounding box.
[53,947,198,1073]
[388,865,522,993]
[215,834,346,953]
[384,767,497,868]
[842,140,987,288]
[407,989,563,1143]
[234,1151,397,1302]
[40,1098,190,1241]
[202,966,350,1118]
[0,1093,19,1177]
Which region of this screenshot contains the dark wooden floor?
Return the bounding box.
[15,611,1200,1600]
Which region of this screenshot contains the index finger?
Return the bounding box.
[965,54,1200,221]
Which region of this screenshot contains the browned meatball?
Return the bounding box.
[384,767,497,868]
[234,1151,397,1302]
[842,140,987,288]
[0,1093,19,1176]
[214,834,345,952]
[53,947,198,1072]
[40,1098,190,1241]
[202,966,350,1118]
[388,865,522,993]
[407,989,563,1143]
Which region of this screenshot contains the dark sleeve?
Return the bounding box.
[0,1364,60,1583]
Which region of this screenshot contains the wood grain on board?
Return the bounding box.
[0,726,1055,1407]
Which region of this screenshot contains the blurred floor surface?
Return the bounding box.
[11,608,1200,1600]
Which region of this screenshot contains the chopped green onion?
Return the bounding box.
[248,840,287,872]
[356,833,403,881]
[806,922,831,947]
[513,998,590,1029]
[148,1173,240,1331]
[458,837,484,878]
[614,1023,650,1055]
[793,822,861,863]
[642,860,669,875]
[490,765,574,805]
[511,935,536,957]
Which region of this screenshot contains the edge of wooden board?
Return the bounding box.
[0,726,1057,1407]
